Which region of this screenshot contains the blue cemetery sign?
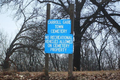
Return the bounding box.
[45,19,73,54]
[45,34,73,54]
[47,19,71,34]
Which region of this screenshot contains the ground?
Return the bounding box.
[0,70,120,80]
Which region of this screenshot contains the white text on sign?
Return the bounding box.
[48,20,71,24]
[47,19,71,34]
[45,34,73,54]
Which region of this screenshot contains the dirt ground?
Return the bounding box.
[0,70,120,80]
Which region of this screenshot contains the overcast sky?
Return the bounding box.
[0,12,21,40]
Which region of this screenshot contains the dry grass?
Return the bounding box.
[0,70,120,80]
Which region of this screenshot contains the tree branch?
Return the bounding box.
[90,0,120,32]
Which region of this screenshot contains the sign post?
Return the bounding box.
[45,4,74,80]
[45,4,50,80]
[68,4,74,78]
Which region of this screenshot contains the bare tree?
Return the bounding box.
[37,0,120,71]
[1,7,46,70]
[0,31,8,68]
[10,21,46,71]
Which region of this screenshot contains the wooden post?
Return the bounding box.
[68,4,74,78]
[45,4,50,80]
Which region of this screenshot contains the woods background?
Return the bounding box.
[0,0,120,72]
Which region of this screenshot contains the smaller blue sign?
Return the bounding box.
[45,34,73,54]
[47,19,71,34]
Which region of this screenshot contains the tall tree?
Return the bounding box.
[1,8,45,69]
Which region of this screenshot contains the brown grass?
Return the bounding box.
[0,70,120,80]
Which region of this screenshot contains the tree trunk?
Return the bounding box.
[73,42,81,71]
[2,57,10,70]
[73,19,81,71]
[98,60,101,70]
[118,57,120,69]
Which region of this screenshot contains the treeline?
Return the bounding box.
[1,21,119,71]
